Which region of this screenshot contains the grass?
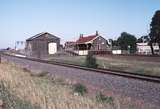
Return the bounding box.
[0,63,115,109]
[0,62,157,109]
[96,92,114,105]
[30,71,49,77]
[0,81,38,109]
[48,55,160,77]
[97,56,160,76]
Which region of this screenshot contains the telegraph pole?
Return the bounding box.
[0,51,1,64]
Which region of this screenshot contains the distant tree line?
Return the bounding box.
[108,10,160,55]
[109,32,137,54]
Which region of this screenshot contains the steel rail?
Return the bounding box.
[2,53,160,83]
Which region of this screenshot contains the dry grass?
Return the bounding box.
[97,56,160,76]
[0,63,114,109]
[48,56,160,77]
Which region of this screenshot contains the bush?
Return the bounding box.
[85,52,98,68]
[22,68,31,73]
[73,83,87,96]
[96,92,114,105]
[30,71,49,77]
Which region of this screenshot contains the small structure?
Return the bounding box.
[25,32,60,58]
[112,48,122,54]
[111,46,130,55]
[136,43,159,55]
[65,31,109,55]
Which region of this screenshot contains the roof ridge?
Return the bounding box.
[26,32,59,41]
[76,34,98,44]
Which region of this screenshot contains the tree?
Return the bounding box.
[149,10,160,55]
[108,39,118,48]
[117,32,137,53]
[137,35,150,43]
[85,52,98,68]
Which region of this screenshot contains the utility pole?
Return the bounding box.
[0,52,1,64]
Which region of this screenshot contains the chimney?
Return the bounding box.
[79,34,83,39]
[96,31,99,36]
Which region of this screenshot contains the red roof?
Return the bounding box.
[76,35,97,44]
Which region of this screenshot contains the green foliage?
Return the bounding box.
[149,10,160,55]
[96,92,114,105]
[73,83,87,96]
[149,10,160,42]
[0,81,39,109]
[117,32,137,53]
[137,35,150,43]
[108,39,118,47]
[85,52,98,68]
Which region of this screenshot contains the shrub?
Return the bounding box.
[73,83,87,96]
[30,71,49,77]
[22,68,31,73]
[85,52,98,68]
[96,92,114,105]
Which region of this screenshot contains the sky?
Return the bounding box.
[0,0,160,48]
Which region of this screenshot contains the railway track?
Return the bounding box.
[1,53,160,107]
[2,53,160,83]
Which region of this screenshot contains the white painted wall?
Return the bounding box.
[48,43,57,54]
[74,50,88,55]
[137,43,159,55]
[112,50,122,54]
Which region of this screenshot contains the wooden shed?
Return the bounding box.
[25,32,60,58]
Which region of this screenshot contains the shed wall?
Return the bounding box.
[25,34,60,58]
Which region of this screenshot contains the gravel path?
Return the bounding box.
[1,55,160,108]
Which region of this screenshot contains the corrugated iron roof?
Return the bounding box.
[26,32,60,41]
[76,35,97,44]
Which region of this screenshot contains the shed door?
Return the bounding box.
[48,43,57,54]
